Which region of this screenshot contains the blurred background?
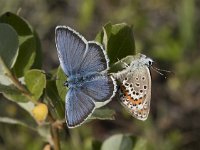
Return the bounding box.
[0,0,200,149]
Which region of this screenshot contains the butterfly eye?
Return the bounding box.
[148,61,152,66]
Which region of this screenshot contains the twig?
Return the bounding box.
[48,112,61,150]
[0,57,37,104]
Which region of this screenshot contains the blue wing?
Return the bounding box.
[55,26,109,76]
[65,75,116,127]
[55,26,87,76]
[66,88,95,128]
[81,74,117,102]
[77,42,109,74]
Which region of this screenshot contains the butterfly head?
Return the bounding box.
[138,54,153,67]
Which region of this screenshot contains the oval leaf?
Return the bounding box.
[101,134,134,150]
[24,69,46,101]
[13,36,36,77]
[0,83,29,102]
[0,12,32,36]
[96,23,136,65]
[0,23,19,68]
[0,12,39,77]
[0,98,37,129]
[90,107,115,120]
[3,91,29,103]
[95,22,112,48]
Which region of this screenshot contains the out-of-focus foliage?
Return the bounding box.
[0,11,124,150]
[96,23,136,64]
[0,0,200,150]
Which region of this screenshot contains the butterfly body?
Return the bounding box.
[66,73,97,87]
[55,26,116,128]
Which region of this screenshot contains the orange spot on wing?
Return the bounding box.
[120,85,133,102]
[120,85,139,104]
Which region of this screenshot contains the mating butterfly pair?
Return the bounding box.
[55,26,153,128]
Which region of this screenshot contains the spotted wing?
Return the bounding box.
[65,88,95,128]
[118,66,151,120]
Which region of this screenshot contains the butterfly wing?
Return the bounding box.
[55,26,88,76]
[66,74,116,128]
[56,26,116,127]
[66,88,95,128]
[119,66,151,120]
[81,74,116,103]
[77,42,109,74]
[55,26,109,76]
[77,43,116,104]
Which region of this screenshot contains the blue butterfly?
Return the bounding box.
[55,26,117,128]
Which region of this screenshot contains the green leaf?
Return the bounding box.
[96,23,136,65]
[0,84,29,102]
[13,36,36,77]
[0,117,36,129]
[56,66,68,102]
[95,22,112,48]
[0,98,38,129]
[0,12,32,36]
[46,80,65,119]
[0,83,21,93]
[24,69,46,101]
[0,12,39,77]
[109,55,135,73]
[3,92,29,102]
[17,101,35,114]
[101,134,134,150]
[0,23,19,69]
[90,107,115,120]
[31,30,42,69]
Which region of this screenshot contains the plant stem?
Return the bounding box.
[48,112,61,150]
[51,126,60,150]
[0,57,37,104]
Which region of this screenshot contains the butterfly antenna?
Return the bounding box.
[153,66,172,73]
[150,66,172,79]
